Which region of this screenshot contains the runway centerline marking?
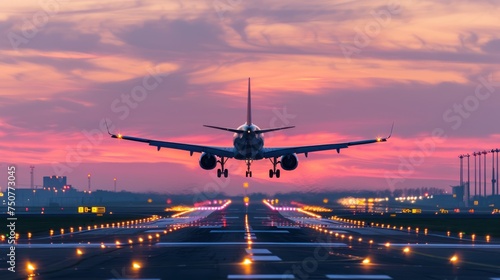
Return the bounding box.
[210,230,289,233]
[250,255,282,261]
[245,248,271,254]
[326,275,392,279]
[228,274,294,279]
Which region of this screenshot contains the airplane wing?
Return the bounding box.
[262,125,393,158]
[109,133,235,158]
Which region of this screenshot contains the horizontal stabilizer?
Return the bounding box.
[203,125,243,133]
[255,126,295,134]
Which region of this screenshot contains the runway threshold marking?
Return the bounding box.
[228,274,294,279]
[326,275,392,279]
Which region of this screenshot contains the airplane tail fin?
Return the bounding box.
[204,77,296,134]
[247,77,252,125]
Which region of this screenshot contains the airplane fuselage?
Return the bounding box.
[233,123,264,160]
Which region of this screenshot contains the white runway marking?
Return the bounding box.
[228,275,294,279]
[0,243,115,248]
[210,230,289,233]
[199,225,223,228]
[0,242,347,248]
[245,248,272,254]
[224,216,240,219]
[155,242,347,247]
[250,255,282,261]
[144,230,166,233]
[276,226,300,229]
[326,275,392,279]
[383,243,500,248]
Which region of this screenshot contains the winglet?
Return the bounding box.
[105,120,123,139]
[246,77,252,125]
[387,122,395,139]
[105,120,112,136]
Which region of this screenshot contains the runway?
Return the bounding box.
[2,201,500,280]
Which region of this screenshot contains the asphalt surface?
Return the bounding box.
[1,202,500,280]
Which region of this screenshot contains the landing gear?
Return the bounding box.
[245,160,253,177]
[269,157,281,178]
[217,157,229,178]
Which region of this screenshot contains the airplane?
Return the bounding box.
[107,78,392,178]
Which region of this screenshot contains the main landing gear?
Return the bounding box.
[217,157,228,178]
[245,160,253,177]
[269,157,281,178]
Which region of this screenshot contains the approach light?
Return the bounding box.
[27,263,35,271]
[132,262,141,270]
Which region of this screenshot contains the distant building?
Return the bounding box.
[451,184,465,206]
[43,176,67,190]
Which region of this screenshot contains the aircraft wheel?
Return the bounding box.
[224,169,228,178]
[217,169,222,178]
[269,169,274,178]
[245,171,248,177]
[276,169,281,178]
[249,171,252,177]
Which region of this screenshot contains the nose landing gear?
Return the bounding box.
[245,160,253,177]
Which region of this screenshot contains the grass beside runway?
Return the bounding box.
[333,214,500,238]
[0,212,175,238]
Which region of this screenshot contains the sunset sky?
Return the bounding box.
[1,0,499,195]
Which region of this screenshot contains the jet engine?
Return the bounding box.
[199,153,217,170]
[280,154,299,171]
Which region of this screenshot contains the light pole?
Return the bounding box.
[496,148,499,196]
[465,154,470,205]
[473,152,477,197]
[478,152,482,197]
[492,149,496,196]
[30,166,35,190]
[114,178,117,192]
[483,150,488,196]
[459,155,464,191]
[88,174,91,192]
